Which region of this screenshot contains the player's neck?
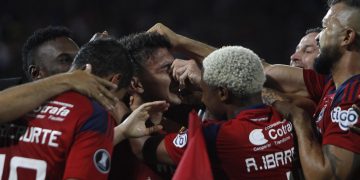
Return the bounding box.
[332,51,360,89]
[227,94,263,119]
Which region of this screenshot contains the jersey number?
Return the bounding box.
[0,154,47,180]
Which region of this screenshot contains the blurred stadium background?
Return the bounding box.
[0,0,327,79]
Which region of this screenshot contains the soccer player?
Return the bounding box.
[130,46,297,179]
[0,39,165,179]
[289,27,322,69]
[263,0,360,178]
[22,26,79,81]
[109,32,186,180]
[0,64,118,124]
[151,0,360,178]
[0,26,121,124]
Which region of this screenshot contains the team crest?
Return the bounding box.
[173,127,188,148]
[93,149,111,173]
[331,106,358,131]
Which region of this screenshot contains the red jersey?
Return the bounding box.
[303,69,360,153]
[0,91,115,180]
[164,104,295,179]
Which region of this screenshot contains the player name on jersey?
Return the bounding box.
[245,147,294,173]
[246,120,294,173]
[19,127,62,147]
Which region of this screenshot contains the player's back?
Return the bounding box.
[0,91,114,180]
[207,104,295,180]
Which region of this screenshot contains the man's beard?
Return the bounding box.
[313,45,342,75]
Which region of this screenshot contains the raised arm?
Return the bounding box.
[148,23,216,63]
[0,64,118,123]
[149,23,309,98]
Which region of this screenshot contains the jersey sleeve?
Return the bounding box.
[63,101,114,180]
[303,69,327,103]
[322,99,360,153]
[163,131,188,165]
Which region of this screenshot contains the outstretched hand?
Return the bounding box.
[114,101,170,144]
[67,64,119,110]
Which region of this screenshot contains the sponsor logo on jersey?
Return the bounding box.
[31,101,73,122]
[249,129,268,146]
[250,121,293,151]
[93,149,111,173]
[173,128,188,148]
[268,122,292,140]
[331,106,358,131]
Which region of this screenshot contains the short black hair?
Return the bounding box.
[119,32,172,75]
[328,0,360,8]
[22,26,72,77]
[305,27,322,35]
[72,39,133,89]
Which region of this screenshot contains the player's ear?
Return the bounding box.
[129,76,144,94]
[218,87,230,102]
[29,65,41,80]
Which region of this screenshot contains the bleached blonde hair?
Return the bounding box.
[203,46,265,98]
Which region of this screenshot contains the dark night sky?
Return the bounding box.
[0,0,328,78]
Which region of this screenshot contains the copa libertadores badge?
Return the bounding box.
[93,149,111,173]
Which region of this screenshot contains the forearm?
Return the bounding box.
[0,74,72,123]
[113,125,127,145]
[264,64,308,97]
[261,88,290,105]
[292,109,331,179]
[176,34,216,63]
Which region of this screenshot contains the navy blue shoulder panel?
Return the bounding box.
[202,123,221,163]
[202,123,229,179]
[79,100,109,134]
[332,74,360,108]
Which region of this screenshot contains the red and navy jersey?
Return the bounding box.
[0,91,115,180]
[164,104,295,179]
[303,69,360,153]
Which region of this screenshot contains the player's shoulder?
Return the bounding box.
[52,91,106,116]
[333,74,360,104]
[53,91,96,109]
[55,91,89,102]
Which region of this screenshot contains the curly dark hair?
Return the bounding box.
[119,32,172,75]
[72,39,133,89]
[22,26,73,77]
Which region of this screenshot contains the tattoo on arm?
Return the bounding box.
[262,88,289,105]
